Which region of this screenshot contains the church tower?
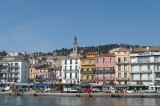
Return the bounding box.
[73,36,78,54]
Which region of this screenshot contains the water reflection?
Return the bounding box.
[0,96,159,106]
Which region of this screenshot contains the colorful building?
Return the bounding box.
[114,48,130,86]
[94,53,115,87]
[80,52,96,84]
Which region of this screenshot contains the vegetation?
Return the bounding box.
[52,43,142,55]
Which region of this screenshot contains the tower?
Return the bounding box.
[73,36,78,54]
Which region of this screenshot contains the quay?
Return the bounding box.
[1,91,160,98]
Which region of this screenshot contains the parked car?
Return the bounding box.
[144,89,156,93]
[126,90,132,94]
[92,88,101,92]
[83,89,94,93]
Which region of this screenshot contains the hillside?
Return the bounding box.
[53,44,142,56]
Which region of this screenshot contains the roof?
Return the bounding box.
[133,47,160,52]
[96,53,115,58]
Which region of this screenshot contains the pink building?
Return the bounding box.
[93,53,115,88]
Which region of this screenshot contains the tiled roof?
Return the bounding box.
[133,47,160,52]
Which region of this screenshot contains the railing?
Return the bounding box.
[81,70,95,74]
[63,70,79,73]
[130,70,152,74]
[155,70,160,73]
[95,70,114,74]
[116,77,129,80]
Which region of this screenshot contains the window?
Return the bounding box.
[81,75,84,80]
[96,67,99,70]
[118,57,121,63]
[118,65,121,71]
[110,58,112,63]
[87,75,89,80]
[81,68,84,71]
[124,73,127,79]
[65,60,67,64]
[65,66,67,71]
[103,74,106,80]
[70,60,72,64]
[96,74,99,79]
[148,65,150,70]
[124,57,127,63]
[140,65,142,72]
[75,73,77,78]
[15,63,18,66]
[124,65,127,71]
[110,67,114,71]
[118,73,121,78]
[103,67,106,70]
[64,73,66,79]
[92,75,94,79]
[82,60,85,64]
[75,66,78,70]
[70,66,72,71]
[89,60,92,65]
[87,68,89,71]
[31,69,32,73]
[70,73,72,79]
[75,59,78,64]
[96,58,99,63]
[103,58,106,63]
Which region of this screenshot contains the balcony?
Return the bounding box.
[155,78,160,81]
[0,71,19,74]
[130,70,152,74]
[95,70,114,74]
[95,78,115,81]
[80,79,95,83]
[155,70,160,73]
[116,77,129,81]
[116,61,129,65]
[81,63,95,66]
[131,79,152,82]
[81,70,95,74]
[63,70,79,73]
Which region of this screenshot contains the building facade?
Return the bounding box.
[0,60,30,83]
[114,48,130,85]
[130,47,160,87]
[80,52,96,84]
[62,57,81,84]
[94,53,115,86]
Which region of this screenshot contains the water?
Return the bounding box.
[0,95,160,106]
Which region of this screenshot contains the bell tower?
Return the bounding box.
[73,36,78,54]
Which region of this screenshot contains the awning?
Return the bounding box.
[33,83,50,87]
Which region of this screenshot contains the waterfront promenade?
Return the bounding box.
[1,90,160,98]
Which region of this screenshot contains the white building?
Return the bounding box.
[62,57,81,84]
[0,60,30,83]
[130,48,160,87]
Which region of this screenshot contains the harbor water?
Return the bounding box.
[0,95,160,106]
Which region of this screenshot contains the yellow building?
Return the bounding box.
[29,67,36,82]
[29,64,52,83]
[114,48,130,85]
[80,52,96,84]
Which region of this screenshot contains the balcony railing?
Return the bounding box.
[81,63,95,66]
[116,61,129,65]
[63,70,79,73]
[95,70,114,74]
[130,79,152,81]
[81,70,95,74]
[95,78,115,81]
[155,70,160,73]
[130,70,152,74]
[116,77,129,81]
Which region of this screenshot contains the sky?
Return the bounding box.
[0,0,160,53]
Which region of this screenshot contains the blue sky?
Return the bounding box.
[0,0,160,53]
